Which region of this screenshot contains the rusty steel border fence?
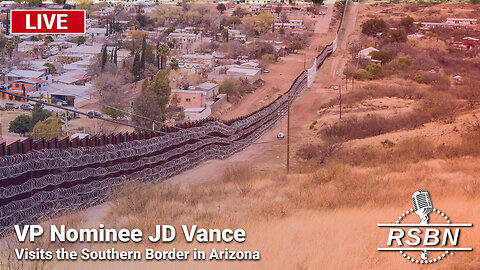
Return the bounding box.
[0,1,349,236]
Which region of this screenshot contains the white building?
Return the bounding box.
[356,47,379,60]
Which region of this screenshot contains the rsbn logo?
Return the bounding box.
[377,190,473,264]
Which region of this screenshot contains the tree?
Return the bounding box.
[361,18,389,37]
[232,7,247,18]
[113,48,117,65]
[44,36,54,43]
[390,28,407,43]
[136,12,148,28]
[369,50,392,63]
[255,13,276,34]
[32,119,62,141]
[94,73,127,103]
[216,3,226,14]
[157,43,170,70]
[169,58,179,70]
[74,36,86,45]
[54,0,66,4]
[43,63,56,74]
[166,26,176,35]
[132,52,142,79]
[31,103,51,128]
[101,45,108,71]
[133,70,171,128]
[30,36,39,41]
[219,79,237,101]
[288,41,302,53]
[101,104,127,120]
[9,115,32,135]
[312,0,324,3]
[366,63,383,79]
[400,16,415,34]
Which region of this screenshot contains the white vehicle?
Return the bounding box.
[277,132,285,139]
[319,11,327,15]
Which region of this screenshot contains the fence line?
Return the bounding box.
[0,1,349,236]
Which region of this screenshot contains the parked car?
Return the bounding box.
[87,111,103,119]
[319,11,327,15]
[20,104,33,111]
[263,69,270,73]
[5,102,19,110]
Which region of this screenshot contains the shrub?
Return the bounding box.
[389,28,407,43]
[361,18,389,37]
[365,63,383,79]
[354,68,373,80]
[370,50,392,63]
[414,74,425,84]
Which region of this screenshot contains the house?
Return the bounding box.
[226,65,261,83]
[184,107,211,121]
[39,83,93,107]
[462,37,480,49]
[85,27,108,42]
[1,76,48,102]
[189,82,219,100]
[178,54,215,74]
[5,69,46,83]
[53,70,91,85]
[228,29,247,42]
[168,32,201,49]
[171,89,207,109]
[274,19,306,30]
[446,18,477,26]
[417,18,477,30]
[357,47,379,60]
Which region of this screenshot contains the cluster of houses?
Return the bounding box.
[0,1,315,121]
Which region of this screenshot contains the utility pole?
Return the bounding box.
[339,85,342,120]
[287,92,290,174]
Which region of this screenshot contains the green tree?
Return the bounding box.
[43,63,56,74]
[132,52,142,79]
[44,36,54,43]
[255,13,275,34]
[400,16,415,34]
[101,45,107,71]
[169,58,179,70]
[9,115,32,135]
[113,48,117,65]
[30,36,39,41]
[216,3,226,14]
[31,118,62,141]
[133,70,171,127]
[354,69,373,80]
[167,26,175,35]
[366,63,383,79]
[101,104,127,120]
[369,50,392,63]
[312,0,324,3]
[390,28,407,43]
[74,36,86,45]
[288,41,302,53]
[361,18,389,37]
[157,43,170,70]
[31,103,51,128]
[219,79,237,101]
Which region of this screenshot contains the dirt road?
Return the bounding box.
[165,3,361,186]
[219,4,335,120]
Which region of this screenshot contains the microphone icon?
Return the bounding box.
[412,190,433,260]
